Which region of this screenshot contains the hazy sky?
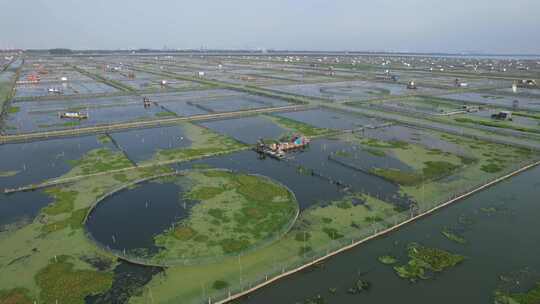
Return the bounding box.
[1,0,539,53]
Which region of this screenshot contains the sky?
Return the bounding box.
[1,0,539,54]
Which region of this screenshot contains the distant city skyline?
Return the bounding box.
[1,0,539,54]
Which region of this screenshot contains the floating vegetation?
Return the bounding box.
[212,280,229,290]
[0,288,33,304]
[42,188,78,216]
[301,294,326,304]
[481,163,503,173]
[378,255,398,265]
[347,279,371,294]
[35,255,113,304]
[67,148,133,175]
[97,134,112,144]
[266,114,332,137]
[155,111,177,117]
[494,282,540,304]
[442,228,467,244]
[372,161,460,186]
[392,243,465,282]
[364,148,386,157]
[0,170,19,177]
[152,170,298,261]
[7,106,20,113]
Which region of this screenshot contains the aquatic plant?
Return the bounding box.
[378,255,398,265]
[35,255,113,304]
[212,280,229,290]
[0,288,33,304]
[442,228,467,244]
[393,243,465,282]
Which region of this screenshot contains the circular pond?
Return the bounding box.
[85,169,299,266]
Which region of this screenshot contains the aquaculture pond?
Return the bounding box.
[86,180,188,255]
[190,94,289,113]
[0,191,53,232]
[441,92,540,111]
[376,97,463,115]
[86,169,301,264]
[265,81,442,101]
[4,100,169,134]
[274,108,385,130]
[198,115,289,144]
[108,125,193,163]
[241,165,540,304]
[361,125,469,156]
[14,81,117,98]
[0,135,117,189]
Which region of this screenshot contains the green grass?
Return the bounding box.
[35,255,113,304]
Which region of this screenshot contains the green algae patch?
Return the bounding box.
[0,288,33,304]
[35,255,113,304]
[42,188,78,216]
[7,106,20,114]
[378,255,398,265]
[0,170,19,177]
[393,243,465,282]
[41,207,90,234]
[151,170,299,263]
[66,148,133,176]
[442,228,467,244]
[97,134,112,144]
[372,160,461,186]
[494,282,540,304]
[150,123,247,164]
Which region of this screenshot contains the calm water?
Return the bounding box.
[86,181,188,253]
[241,165,540,304]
